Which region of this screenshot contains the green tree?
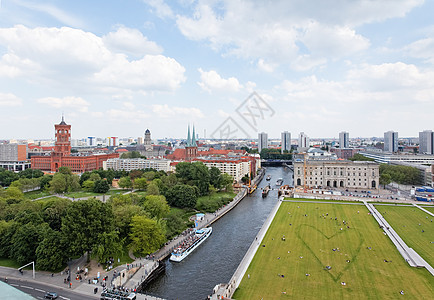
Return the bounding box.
[129,215,165,256]
[379,173,392,188]
[36,229,66,271]
[142,195,170,220]
[3,186,24,200]
[89,173,101,182]
[18,168,44,179]
[93,179,110,193]
[50,173,67,193]
[93,230,123,263]
[112,204,145,238]
[133,177,148,190]
[61,199,114,262]
[166,184,198,208]
[0,168,19,187]
[82,180,95,192]
[118,176,132,189]
[146,181,160,195]
[209,167,222,189]
[348,153,375,161]
[10,222,46,265]
[39,175,53,190]
[220,173,234,192]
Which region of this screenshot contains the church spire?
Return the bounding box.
[191,125,196,146]
[186,125,192,147]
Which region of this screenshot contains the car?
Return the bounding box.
[44,292,58,299]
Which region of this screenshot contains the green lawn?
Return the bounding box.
[64,189,125,198]
[24,190,51,200]
[284,198,362,204]
[34,196,64,202]
[422,206,434,214]
[233,202,434,300]
[0,257,21,268]
[376,205,434,267]
[196,192,236,212]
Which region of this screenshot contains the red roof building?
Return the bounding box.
[31,117,118,173]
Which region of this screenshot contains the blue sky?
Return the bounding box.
[0,0,433,140]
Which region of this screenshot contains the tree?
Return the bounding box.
[18,168,44,179]
[82,180,95,192]
[89,173,101,182]
[142,195,170,220]
[129,215,165,256]
[112,204,145,238]
[39,175,53,190]
[133,177,148,190]
[220,173,234,192]
[146,181,160,195]
[348,153,375,161]
[166,184,198,208]
[209,167,222,189]
[129,170,144,180]
[61,199,115,262]
[10,222,45,265]
[50,173,67,193]
[93,230,123,263]
[0,168,19,187]
[93,179,110,193]
[118,176,132,189]
[3,186,24,200]
[36,229,66,271]
[380,173,392,188]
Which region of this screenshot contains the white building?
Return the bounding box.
[419,130,433,154]
[137,136,144,145]
[293,160,379,190]
[384,131,398,153]
[87,136,96,147]
[281,131,291,154]
[195,157,256,182]
[258,132,268,153]
[103,158,173,172]
[339,131,349,148]
[298,132,310,148]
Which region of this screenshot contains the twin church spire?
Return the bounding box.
[186,125,197,147]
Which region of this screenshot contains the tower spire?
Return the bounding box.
[192,125,196,146]
[187,124,191,147]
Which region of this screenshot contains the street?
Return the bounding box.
[2,277,98,300]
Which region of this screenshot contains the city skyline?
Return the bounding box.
[1,1,434,139]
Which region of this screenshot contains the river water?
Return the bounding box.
[144,166,293,300]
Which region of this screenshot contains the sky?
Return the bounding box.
[0,0,434,140]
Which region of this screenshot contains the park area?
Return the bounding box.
[233,201,434,299]
[375,204,434,267]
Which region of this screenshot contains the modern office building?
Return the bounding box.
[293,160,379,190]
[281,131,291,154]
[104,158,173,172]
[339,131,349,148]
[419,130,434,154]
[0,144,30,171]
[384,131,398,153]
[258,132,268,153]
[298,132,310,148]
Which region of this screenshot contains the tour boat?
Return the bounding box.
[262,185,271,197]
[170,227,213,262]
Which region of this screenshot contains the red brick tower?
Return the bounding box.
[52,116,71,171]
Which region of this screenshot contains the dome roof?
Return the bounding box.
[145,129,150,134]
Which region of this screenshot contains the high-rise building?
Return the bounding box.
[419,130,434,154]
[298,132,310,148]
[137,136,144,145]
[281,131,291,154]
[339,131,349,148]
[384,131,398,153]
[87,136,96,147]
[258,132,268,153]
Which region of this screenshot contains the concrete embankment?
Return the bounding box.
[211,197,283,299]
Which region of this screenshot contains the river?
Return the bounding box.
[143,166,293,300]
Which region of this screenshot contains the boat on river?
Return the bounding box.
[170,227,213,262]
[262,185,271,197]
[276,178,284,186]
[266,175,271,181]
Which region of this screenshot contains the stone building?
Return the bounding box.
[293,160,379,190]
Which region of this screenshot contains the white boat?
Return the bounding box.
[276,178,284,186]
[169,227,213,262]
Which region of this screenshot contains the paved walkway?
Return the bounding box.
[412,203,434,217]
[364,201,434,276]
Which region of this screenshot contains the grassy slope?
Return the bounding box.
[196,192,236,212]
[233,202,434,300]
[377,205,434,267]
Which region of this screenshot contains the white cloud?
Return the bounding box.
[0,93,22,106]
[13,0,84,28]
[143,0,174,19]
[197,68,243,93]
[102,26,163,57]
[405,37,434,64]
[176,0,422,70]
[37,96,90,112]
[0,25,186,93]
[104,109,149,122]
[152,104,205,118]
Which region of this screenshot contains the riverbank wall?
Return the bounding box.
[211,196,283,299]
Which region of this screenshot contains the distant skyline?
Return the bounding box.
[1,0,434,139]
